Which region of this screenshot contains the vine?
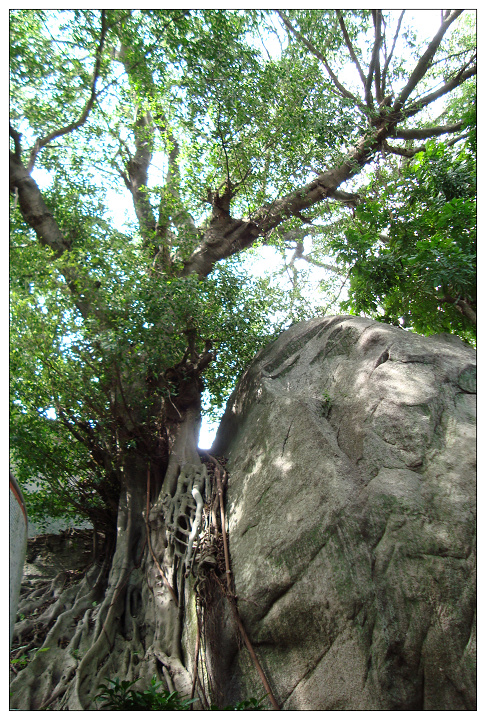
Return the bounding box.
[194,453,281,711]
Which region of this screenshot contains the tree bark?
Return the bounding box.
[10,412,204,709]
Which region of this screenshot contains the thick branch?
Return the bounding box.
[182,45,471,283]
[9,124,22,160]
[381,141,421,158]
[383,130,469,158]
[10,152,71,256]
[27,10,107,173]
[117,43,198,265]
[10,152,104,320]
[441,294,476,325]
[176,12,471,282]
[373,12,384,103]
[152,110,199,256]
[381,11,405,96]
[402,62,476,120]
[183,141,367,278]
[392,121,463,140]
[112,41,161,249]
[365,10,383,107]
[123,110,158,243]
[393,10,463,113]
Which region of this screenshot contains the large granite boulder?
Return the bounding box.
[211,316,476,711]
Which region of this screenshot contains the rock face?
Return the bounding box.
[23,529,94,579]
[211,316,476,711]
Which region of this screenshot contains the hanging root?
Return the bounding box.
[195,453,281,710]
[11,455,280,711]
[145,467,179,605]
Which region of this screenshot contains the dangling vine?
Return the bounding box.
[191,453,281,711]
[139,451,280,710]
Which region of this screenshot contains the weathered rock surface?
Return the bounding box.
[211,316,476,711]
[23,529,94,579]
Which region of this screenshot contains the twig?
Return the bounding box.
[27,10,108,173]
[336,10,367,89]
[277,10,365,111]
[381,10,405,93]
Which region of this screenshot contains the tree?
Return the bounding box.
[9,9,476,709]
[335,135,476,340]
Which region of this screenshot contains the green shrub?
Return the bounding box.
[94,677,266,710]
[94,677,198,710]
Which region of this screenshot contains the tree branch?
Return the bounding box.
[335,10,367,90]
[373,11,384,103]
[381,141,421,158]
[151,111,200,266]
[10,151,107,321]
[383,129,469,158]
[182,42,472,283]
[402,61,476,120]
[303,254,344,275]
[9,124,22,160]
[10,152,71,255]
[365,10,382,107]
[116,39,200,267]
[123,109,158,244]
[27,10,107,173]
[381,10,405,97]
[392,10,463,113]
[288,242,345,276]
[441,293,476,325]
[173,11,472,282]
[114,39,161,246]
[182,143,366,279]
[392,121,463,140]
[276,10,366,110]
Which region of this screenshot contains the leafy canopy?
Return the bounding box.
[336,138,476,341]
[9,9,476,526]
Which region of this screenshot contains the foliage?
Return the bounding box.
[10,654,29,669]
[94,677,265,710]
[9,214,290,524]
[94,677,198,710]
[335,138,476,342]
[9,8,476,536]
[9,10,476,711]
[10,646,50,671]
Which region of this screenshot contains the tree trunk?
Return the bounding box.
[9,400,213,710]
